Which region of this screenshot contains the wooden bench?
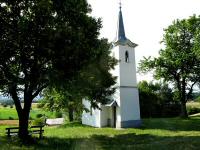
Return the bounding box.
[6,125,44,139]
[5,127,19,137]
[30,125,44,139]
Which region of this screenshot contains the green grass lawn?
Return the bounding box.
[1,117,200,150]
[0,105,56,120]
[0,107,19,120]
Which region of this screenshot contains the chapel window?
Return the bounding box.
[125,51,129,63]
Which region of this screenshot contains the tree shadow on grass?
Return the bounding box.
[59,121,85,128]
[1,133,200,150]
[141,117,200,131]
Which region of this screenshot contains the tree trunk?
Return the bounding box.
[9,85,30,139]
[176,77,188,118]
[68,106,74,122]
[18,111,30,139]
[18,95,32,140]
[180,78,188,118]
[180,101,188,118]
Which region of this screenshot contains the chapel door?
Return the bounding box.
[113,106,116,128]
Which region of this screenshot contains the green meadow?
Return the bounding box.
[1,117,200,150]
[1,103,200,149]
[0,104,55,120]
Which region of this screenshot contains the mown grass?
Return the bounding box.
[1,117,200,150]
[0,105,56,120]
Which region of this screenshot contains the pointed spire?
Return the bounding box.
[115,1,127,42]
[113,1,138,48]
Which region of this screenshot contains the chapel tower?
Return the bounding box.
[81,2,141,128]
[110,3,141,128]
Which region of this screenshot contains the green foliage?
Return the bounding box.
[8,116,14,120]
[40,88,83,122]
[194,96,200,102]
[30,109,55,120]
[139,15,200,118]
[55,112,63,118]
[37,102,45,109]
[36,114,43,118]
[0,0,116,138]
[32,118,46,126]
[138,80,180,118]
[40,38,117,122]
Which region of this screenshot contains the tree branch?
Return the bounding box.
[9,84,22,116]
[186,81,197,101]
[32,83,48,99]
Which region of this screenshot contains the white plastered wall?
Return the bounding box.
[100,106,112,127]
[119,45,137,87]
[114,44,141,126]
[82,99,101,127]
[120,88,140,121]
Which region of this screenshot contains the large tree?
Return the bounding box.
[138,81,174,118]
[139,15,200,118]
[0,0,112,139]
[40,39,116,122]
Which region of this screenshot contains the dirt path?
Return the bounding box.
[0,120,18,125]
[189,113,200,117]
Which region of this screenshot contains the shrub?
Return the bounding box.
[55,112,62,118]
[8,116,14,120]
[3,104,7,107]
[10,105,13,108]
[140,102,181,118]
[36,114,43,118]
[32,118,45,126]
[161,103,181,117]
[187,107,200,115]
[37,102,45,109]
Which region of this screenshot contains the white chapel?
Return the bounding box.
[82,3,141,128]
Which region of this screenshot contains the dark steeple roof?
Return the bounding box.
[116,5,127,42]
[113,3,137,48]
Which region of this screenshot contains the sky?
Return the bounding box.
[87,0,200,82]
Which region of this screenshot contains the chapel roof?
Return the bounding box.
[104,100,118,107]
[113,3,137,48]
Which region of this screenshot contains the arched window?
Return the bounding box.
[125,51,129,63]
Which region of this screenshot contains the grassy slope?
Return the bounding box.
[1,117,200,150]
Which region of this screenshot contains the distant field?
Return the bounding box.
[0,104,56,120]
[187,101,200,108]
[186,101,200,115]
[0,106,18,120]
[1,117,200,150]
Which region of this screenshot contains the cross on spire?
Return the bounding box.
[115,0,127,42]
[119,0,122,10]
[113,0,138,48]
